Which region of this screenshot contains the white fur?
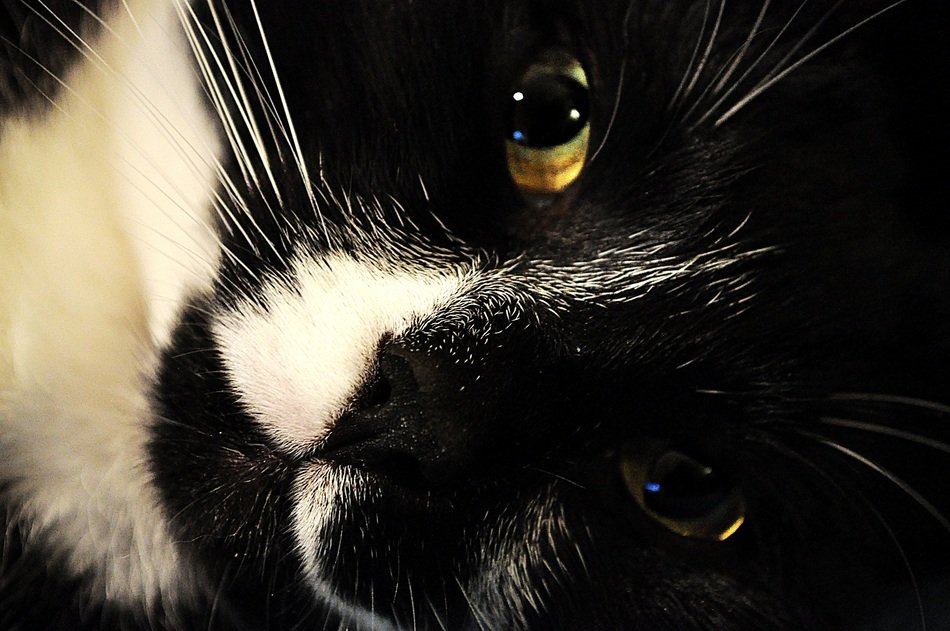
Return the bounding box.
[290,461,360,583]
[214,255,463,457]
[0,0,220,610]
[292,463,402,628]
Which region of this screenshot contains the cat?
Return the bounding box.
[1,0,949,628]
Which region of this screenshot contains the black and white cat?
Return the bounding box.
[1,0,948,628]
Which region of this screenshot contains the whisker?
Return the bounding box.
[829,393,950,416]
[117,0,143,37]
[34,0,110,67]
[219,1,296,174]
[38,1,268,268]
[715,0,910,126]
[0,55,67,113]
[669,0,713,111]
[694,0,811,126]
[454,576,491,631]
[585,0,636,166]
[750,0,840,89]
[205,0,284,207]
[67,0,130,41]
[425,592,450,631]
[523,465,587,490]
[18,2,263,283]
[407,578,418,631]
[791,430,950,533]
[176,1,287,260]
[249,0,321,217]
[680,0,771,124]
[176,3,266,195]
[753,435,927,631]
[683,0,727,104]
[820,417,950,456]
[712,0,771,94]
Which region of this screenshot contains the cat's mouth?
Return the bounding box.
[314,425,433,491]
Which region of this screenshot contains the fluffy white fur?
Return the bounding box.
[0,0,220,608]
[214,255,463,456]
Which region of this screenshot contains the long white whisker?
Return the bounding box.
[587,0,636,165]
[211,2,307,243]
[249,0,321,217]
[821,417,950,456]
[830,393,950,416]
[205,0,284,207]
[175,3,258,192]
[59,1,269,278]
[695,0,810,126]
[757,437,927,631]
[713,0,771,94]
[801,431,950,533]
[715,0,909,126]
[176,1,286,258]
[23,4,247,261]
[219,1,290,165]
[585,58,624,166]
[683,0,727,103]
[177,3,265,195]
[750,0,841,89]
[35,0,110,67]
[2,56,68,113]
[425,595,450,631]
[67,0,130,40]
[669,0,713,111]
[454,576,491,631]
[407,578,419,631]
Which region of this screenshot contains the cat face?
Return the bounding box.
[2,0,948,629]
[144,1,950,628]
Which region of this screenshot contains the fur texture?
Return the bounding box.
[1,1,949,629]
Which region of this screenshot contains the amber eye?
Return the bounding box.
[621,443,746,541]
[505,53,590,195]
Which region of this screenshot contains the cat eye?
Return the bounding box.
[620,443,746,542]
[505,53,590,196]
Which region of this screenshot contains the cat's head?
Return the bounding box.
[149,1,950,628]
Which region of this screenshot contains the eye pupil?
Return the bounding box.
[620,443,746,541]
[505,55,590,195]
[508,74,589,148]
[643,452,729,520]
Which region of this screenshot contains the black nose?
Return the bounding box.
[319,341,506,489]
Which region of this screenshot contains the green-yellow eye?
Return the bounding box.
[505,54,590,195]
[621,442,746,542]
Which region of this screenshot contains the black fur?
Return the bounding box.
[2,1,949,629]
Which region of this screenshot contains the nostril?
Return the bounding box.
[352,369,392,411]
[322,344,483,489]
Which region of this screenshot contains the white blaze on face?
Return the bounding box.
[213,255,464,457]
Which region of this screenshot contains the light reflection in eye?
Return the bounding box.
[505,53,590,195]
[622,443,747,542]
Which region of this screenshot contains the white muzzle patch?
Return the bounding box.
[213,254,464,457]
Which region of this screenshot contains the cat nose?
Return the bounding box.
[318,341,504,488]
